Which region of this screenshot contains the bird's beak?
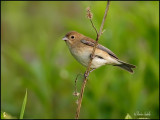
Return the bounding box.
[62,37,69,41]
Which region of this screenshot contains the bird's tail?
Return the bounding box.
[114,60,136,73]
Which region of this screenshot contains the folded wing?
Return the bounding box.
[81,39,119,60]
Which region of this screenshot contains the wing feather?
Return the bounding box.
[81,39,119,59]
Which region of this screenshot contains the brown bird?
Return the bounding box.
[62,31,136,73]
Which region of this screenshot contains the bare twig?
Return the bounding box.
[73,73,83,97]
[90,19,98,36]
[75,1,110,119]
[99,1,110,37]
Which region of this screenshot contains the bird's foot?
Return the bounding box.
[90,54,95,59]
[84,68,96,78]
[84,71,89,78]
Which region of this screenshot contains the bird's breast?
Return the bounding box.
[69,46,108,68]
[70,46,91,67]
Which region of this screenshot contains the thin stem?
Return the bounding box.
[73,73,83,97]
[99,1,110,36]
[90,19,98,36]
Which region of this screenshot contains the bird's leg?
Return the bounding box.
[84,54,97,78]
[84,68,96,78]
[89,68,96,74]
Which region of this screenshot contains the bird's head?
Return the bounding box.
[62,31,84,46]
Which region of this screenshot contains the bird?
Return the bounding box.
[62,31,136,74]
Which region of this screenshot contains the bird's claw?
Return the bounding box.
[84,72,89,78]
[90,54,95,59]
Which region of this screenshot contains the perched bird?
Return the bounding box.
[62,31,136,73]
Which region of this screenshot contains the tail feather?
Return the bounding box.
[114,60,136,73]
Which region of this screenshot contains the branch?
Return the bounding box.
[99,1,110,37]
[75,1,110,119]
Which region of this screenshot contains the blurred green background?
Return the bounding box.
[1,1,159,119]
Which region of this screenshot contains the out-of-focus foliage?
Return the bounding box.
[125,113,132,119]
[1,112,16,119]
[1,1,159,119]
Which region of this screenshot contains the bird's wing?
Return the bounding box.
[81,39,119,59]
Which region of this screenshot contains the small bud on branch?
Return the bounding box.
[86,7,93,19]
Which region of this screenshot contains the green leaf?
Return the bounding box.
[125,113,132,119]
[19,89,27,119]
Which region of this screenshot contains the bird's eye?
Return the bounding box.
[71,36,75,39]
